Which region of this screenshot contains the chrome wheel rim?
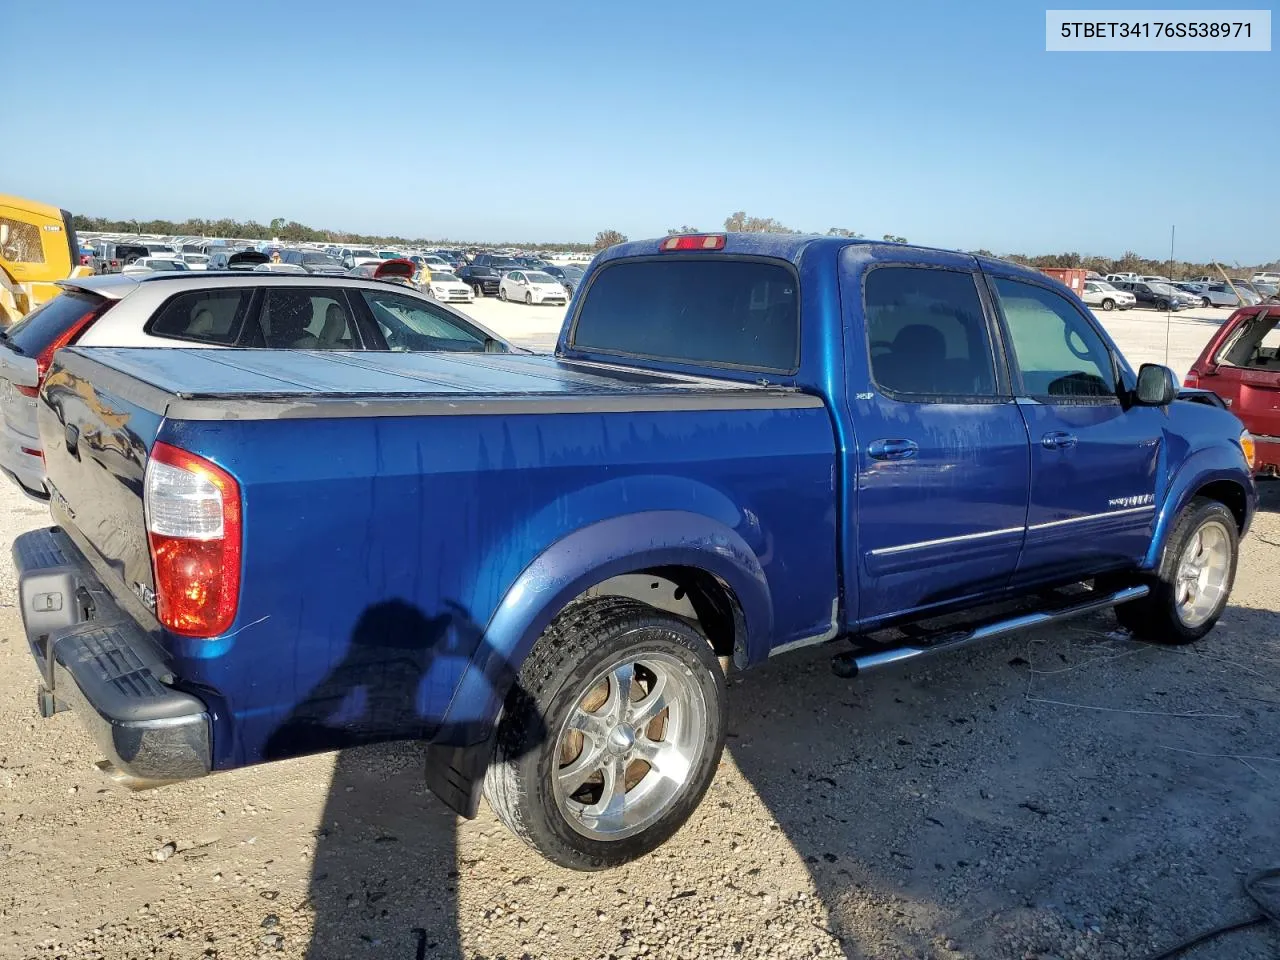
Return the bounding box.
[552,653,706,841]
[1174,519,1232,627]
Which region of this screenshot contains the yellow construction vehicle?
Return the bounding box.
[0,194,93,326]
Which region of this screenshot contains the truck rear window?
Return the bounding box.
[2,290,106,356]
[570,259,799,371]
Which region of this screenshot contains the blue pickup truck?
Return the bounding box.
[14,234,1257,870]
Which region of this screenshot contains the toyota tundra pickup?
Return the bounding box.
[13,234,1257,870]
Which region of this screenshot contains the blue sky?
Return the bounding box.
[9,1,1276,261]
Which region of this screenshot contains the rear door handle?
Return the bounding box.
[1041,431,1078,450]
[868,438,919,461]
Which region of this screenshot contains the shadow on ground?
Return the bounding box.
[724,604,1280,958]
[288,597,1280,959]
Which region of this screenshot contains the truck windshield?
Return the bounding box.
[570,258,799,372]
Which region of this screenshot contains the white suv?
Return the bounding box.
[1081,280,1136,312]
[0,272,512,499]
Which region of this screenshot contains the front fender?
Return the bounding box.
[1145,444,1255,569]
[433,509,771,750]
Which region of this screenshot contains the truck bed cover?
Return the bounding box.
[53,348,821,421]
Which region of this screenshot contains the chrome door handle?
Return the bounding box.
[868,438,919,461]
[1041,431,1078,449]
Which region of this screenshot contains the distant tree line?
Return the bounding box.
[70,214,596,253]
[73,212,1276,276]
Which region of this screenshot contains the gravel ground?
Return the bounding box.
[1,303,1277,960]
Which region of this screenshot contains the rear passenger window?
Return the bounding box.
[863,267,997,398]
[992,278,1116,399]
[148,290,252,345]
[257,289,357,349]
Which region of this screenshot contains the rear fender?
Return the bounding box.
[1145,445,1255,569]
[434,510,771,751]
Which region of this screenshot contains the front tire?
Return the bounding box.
[525,292,533,305]
[1201,297,1212,308]
[1101,298,1115,311]
[484,598,727,870]
[1156,298,1170,311]
[499,286,508,301]
[1115,497,1238,645]
[472,283,485,298]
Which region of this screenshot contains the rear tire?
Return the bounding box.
[1115,497,1238,645]
[1102,298,1115,311]
[484,598,727,870]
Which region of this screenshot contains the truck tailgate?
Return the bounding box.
[37,360,165,619]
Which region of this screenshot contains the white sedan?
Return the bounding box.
[499,270,569,305]
[422,271,474,303]
[121,257,191,275]
[1081,280,1136,312]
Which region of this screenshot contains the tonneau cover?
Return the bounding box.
[53,348,821,421]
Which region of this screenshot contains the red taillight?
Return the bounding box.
[1184,371,1200,388]
[144,442,242,637]
[20,447,42,459]
[660,234,726,251]
[34,303,105,381]
[15,384,38,398]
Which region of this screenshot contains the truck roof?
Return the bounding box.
[598,233,1055,287]
[55,347,821,422]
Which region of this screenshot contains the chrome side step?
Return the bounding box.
[830,585,1149,678]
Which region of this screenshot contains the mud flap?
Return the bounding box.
[424,739,494,819]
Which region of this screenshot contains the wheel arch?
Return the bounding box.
[424,510,769,818]
[1146,452,1255,569]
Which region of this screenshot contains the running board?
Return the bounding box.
[830,584,1149,679]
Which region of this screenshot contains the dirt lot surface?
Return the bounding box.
[2,302,1278,960]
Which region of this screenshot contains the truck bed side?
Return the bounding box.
[37,348,838,771]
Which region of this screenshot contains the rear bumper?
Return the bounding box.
[13,527,211,785]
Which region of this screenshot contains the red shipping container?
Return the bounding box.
[1038,267,1088,294]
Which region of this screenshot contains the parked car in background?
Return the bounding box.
[1080,280,1135,312]
[421,270,474,303]
[121,257,190,275]
[542,263,586,295]
[254,263,310,275]
[340,247,382,269]
[14,233,1255,873]
[1178,281,1260,309]
[1251,272,1280,285]
[345,258,418,287]
[0,272,512,498]
[499,269,570,305]
[1105,272,1139,282]
[280,249,346,275]
[226,251,270,271]
[1185,304,1279,476]
[1113,280,1196,311]
[182,253,210,271]
[459,253,519,297]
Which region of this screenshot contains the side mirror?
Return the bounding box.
[1135,363,1178,406]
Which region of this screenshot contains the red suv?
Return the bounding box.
[1185,305,1279,476]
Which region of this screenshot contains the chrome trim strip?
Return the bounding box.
[867,525,1025,558]
[1027,505,1154,531]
